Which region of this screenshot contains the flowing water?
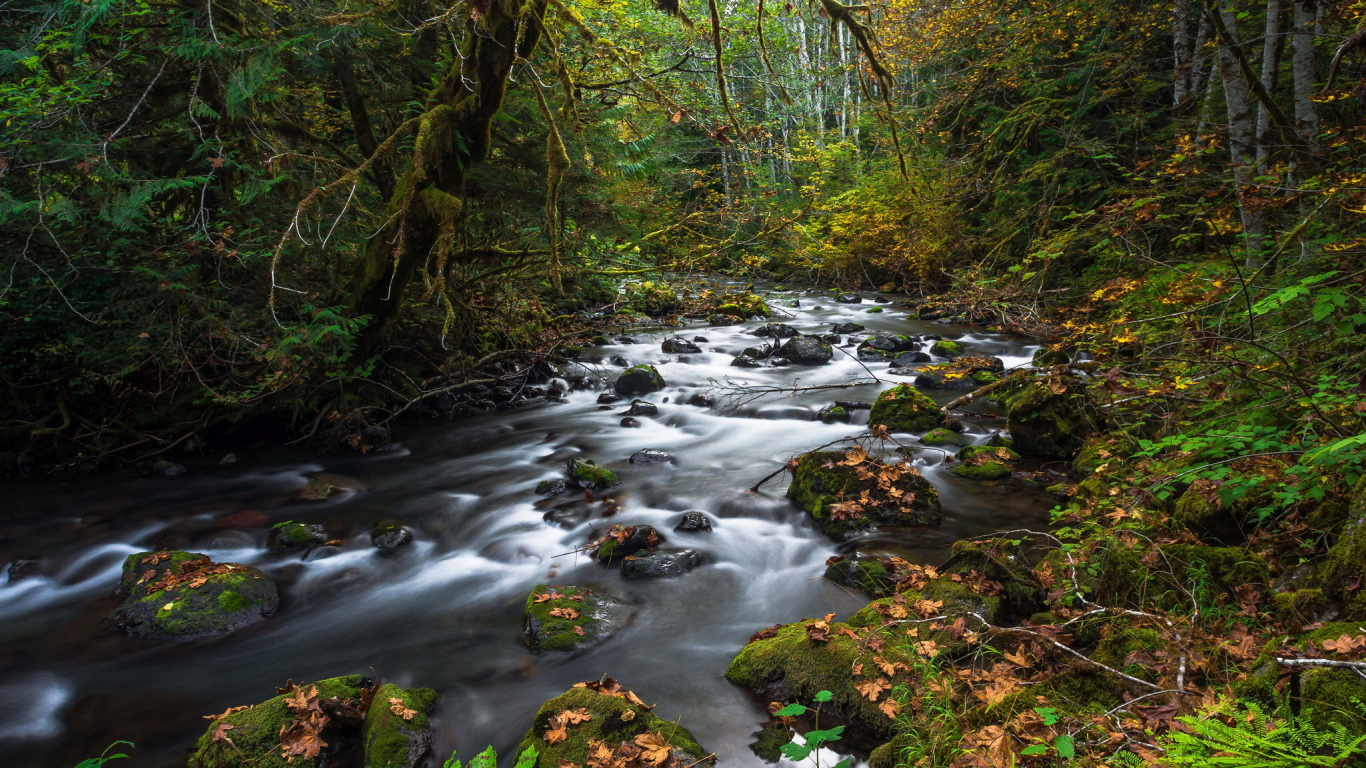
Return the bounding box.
[0,288,1057,768]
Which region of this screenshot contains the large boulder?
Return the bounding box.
[936,539,1044,618]
[868,384,945,431]
[775,336,833,365]
[614,365,666,397]
[110,551,278,638]
[787,450,942,538]
[362,683,439,768]
[1001,375,1103,458]
[524,584,631,651]
[516,683,711,768]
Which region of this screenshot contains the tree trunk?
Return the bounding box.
[1255,0,1285,172]
[345,0,549,361]
[335,59,395,201]
[1213,4,1269,270]
[1174,0,1194,105]
[1291,0,1319,143]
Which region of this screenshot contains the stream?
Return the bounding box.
[0,287,1057,768]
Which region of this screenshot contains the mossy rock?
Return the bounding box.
[110,551,278,638]
[725,620,916,734]
[187,675,370,768]
[1031,347,1071,366]
[938,539,1044,618]
[1001,377,1102,459]
[787,451,942,539]
[957,445,1021,463]
[1272,588,1333,624]
[613,365,666,397]
[268,521,328,550]
[965,666,1121,728]
[868,384,944,432]
[362,683,439,768]
[847,577,1003,650]
[823,554,896,597]
[1071,434,1139,477]
[817,405,850,424]
[1318,474,1366,618]
[1172,486,1247,545]
[714,294,771,319]
[516,686,709,768]
[567,457,618,491]
[860,334,917,353]
[1094,543,1269,612]
[970,370,999,385]
[868,733,917,768]
[524,584,631,652]
[950,461,1012,480]
[1090,627,1162,683]
[920,428,966,447]
[866,306,884,313]
[929,340,963,358]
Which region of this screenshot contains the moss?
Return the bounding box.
[516,687,707,768]
[1272,588,1330,624]
[269,521,327,550]
[591,335,612,346]
[1001,377,1102,459]
[1300,668,1366,731]
[1090,628,1162,683]
[524,584,626,651]
[930,340,963,357]
[920,428,965,447]
[824,555,894,597]
[1045,483,1072,500]
[957,445,1021,462]
[567,457,618,491]
[869,734,917,768]
[613,365,666,397]
[1031,347,1071,366]
[749,722,791,762]
[188,675,369,768]
[818,405,849,424]
[847,577,1004,645]
[362,683,438,768]
[939,539,1044,618]
[725,620,916,733]
[787,450,942,538]
[970,370,999,385]
[715,293,771,319]
[1319,474,1366,618]
[111,551,278,638]
[1094,543,1269,612]
[868,384,945,432]
[866,306,884,313]
[1071,434,1139,477]
[967,666,1120,727]
[1072,476,1110,500]
[950,461,1012,480]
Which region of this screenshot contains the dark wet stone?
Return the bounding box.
[111,551,278,638]
[8,559,40,583]
[832,322,864,334]
[360,426,390,447]
[857,347,894,362]
[536,479,569,496]
[598,392,622,404]
[630,449,673,465]
[944,416,965,432]
[625,400,659,417]
[616,336,639,344]
[914,371,974,390]
[817,404,852,424]
[593,525,662,560]
[598,405,615,411]
[836,293,862,304]
[371,520,413,552]
[675,512,712,532]
[731,355,762,368]
[688,393,715,407]
[662,338,702,354]
[892,350,931,366]
[763,323,799,338]
[820,334,842,345]
[621,549,702,579]
[886,366,917,377]
[835,400,872,411]
[861,333,918,353]
[610,355,631,367]
[769,358,791,367]
[151,460,187,477]
[614,365,666,397]
[741,346,771,359]
[693,336,709,343]
[775,336,833,365]
[708,314,734,326]
[621,417,642,428]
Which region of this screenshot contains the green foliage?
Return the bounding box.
[773,691,851,768]
[72,742,134,768]
[1160,697,1366,767]
[444,745,537,768]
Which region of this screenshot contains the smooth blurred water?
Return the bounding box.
[0,288,1057,768]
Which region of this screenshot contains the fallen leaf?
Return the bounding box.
[634,732,672,765]
[389,697,418,721]
[572,626,586,636]
[560,708,592,726]
[878,698,902,719]
[550,607,581,619]
[204,705,252,721]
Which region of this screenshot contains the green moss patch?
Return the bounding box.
[787,450,942,538]
[1001,376,1103,459]
[516,686,708,768]
[111,551,278,638]
[362,683,439,768]
[188,675,370,768]
[524,584,630,651]
[868,384,944,432]
[567,457,618,491]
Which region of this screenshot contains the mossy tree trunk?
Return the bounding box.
[345,0,549,362]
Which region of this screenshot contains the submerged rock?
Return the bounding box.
[832,322,865,334]
[620,417,642,428]
[775,336,833,365]
[590,525,662,560]
[674,511,712,532]
[731,355,762,368]
[268,521,329,550]
[567,457,618,490]
[111,551,278,638]
[891,350,931,367]
[621,549,702,579]
[868,384,945,431]
[370,520,413,552]
[687,393,715,407]
[515,683,711,768]
[614,365,666,397]
[624,400,659,417]
[629,449,673,465]
[536,479,568,496]
[787,450,942,538]
[661,338,702,354]
[836,293,862,304]
[524,584,630,652]
[817,404,851,424]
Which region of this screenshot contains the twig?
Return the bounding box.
[969,612,1161,691]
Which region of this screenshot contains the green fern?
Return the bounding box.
[1159,696,1366,767]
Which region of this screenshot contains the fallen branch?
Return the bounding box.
[969,613,1162,692]
[1274,657,1366,670]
